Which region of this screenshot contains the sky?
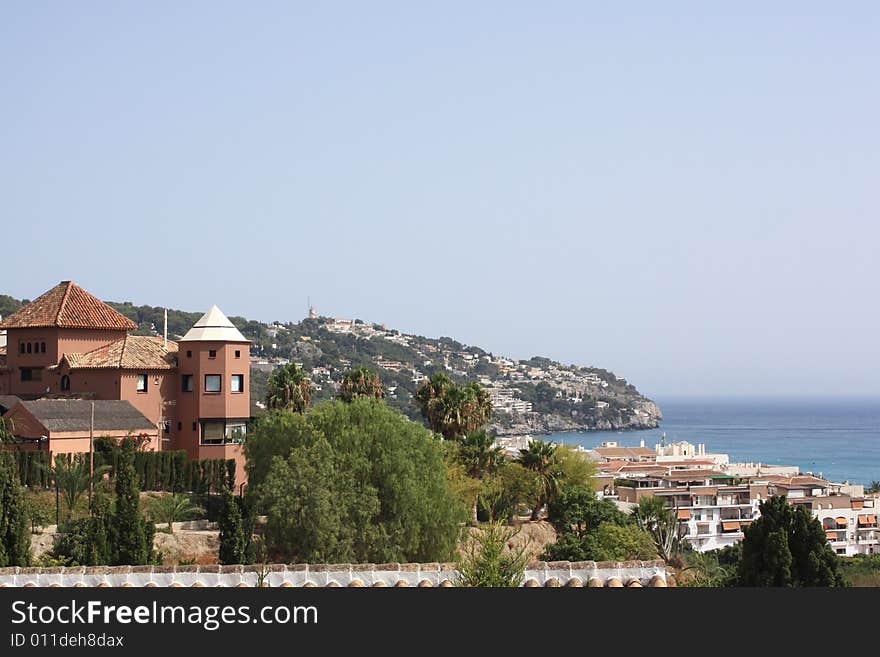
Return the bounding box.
[1,3,878,398]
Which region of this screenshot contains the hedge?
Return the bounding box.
[13,448,235,494]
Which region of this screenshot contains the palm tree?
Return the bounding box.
[633,496,685,565]
[266,363,312,413]
[516,440,560,520]
[148,493,204,533]
[458,430,504,480]
[338,366,385,402]
[42,456,110,520]
[415,374,492,440]
[868,481,880,494]
[414,372,454,435]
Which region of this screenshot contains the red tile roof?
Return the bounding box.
[0,281,136,331]
[64,336,177,370]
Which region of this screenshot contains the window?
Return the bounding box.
[234,350,241,358]
[200,420,248,445]
[177,422,182,431]
[26,343,32,354]
[21,367,42,382]
[19,342,24,354]
[201,421,225,445]
[60,375,70,391]
[226,422,247,443]
[40,342,46,353]
[186,350,192,358]
[231,374,244,393]
[182,374,193,392]
[192,422,197,431]
[136,374,148,393]
[163,422,171,434]
[208,350,217,359]
[204,374,221,392]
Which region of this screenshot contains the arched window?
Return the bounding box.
[19,342,25,353]
[26,343,32,354]
[41,342,46,353]
[60,375,70,391]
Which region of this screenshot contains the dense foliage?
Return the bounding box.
[338,366,385,402]
[0,452,30,567]
[266,362,312,413]
[247,400,465,563]
[414,372,492,440]
[457,523,528,587]
[218,487,249,565]
[736,495,845,587]
[110,438,155,565]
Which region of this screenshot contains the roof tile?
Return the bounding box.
[0,281,136,331]
[65,336,177,370]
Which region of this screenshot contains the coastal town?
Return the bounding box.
[505,436,877,557]
[0,281,874,588]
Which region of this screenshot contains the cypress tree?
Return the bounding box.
[110,438,151,565]
[218,487,247,565]
[0,453,30,567]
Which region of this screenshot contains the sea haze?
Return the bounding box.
[547,397,880,486]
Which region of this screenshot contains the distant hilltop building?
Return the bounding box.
[308,306,317,320]
[0,281,250,486]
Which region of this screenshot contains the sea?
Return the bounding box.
[547,397,880,486]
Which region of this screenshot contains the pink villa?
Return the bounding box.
[0,281,250,487]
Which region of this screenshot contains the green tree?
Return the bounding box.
[737,495,845,587]
[0,452,30,567]
[456,430,504,479]
[254,399,465,563]
[456,523,528,587]
[148,493,203,533]
[53,494,112,566]
[582,522,657,562]
[477,462,540,523]
[547,485,627,535]
[218,487,248,565]
[110,438,154,565]
[266,362,312,413]
[867,481,880,494]
[516,440,560,520]
[633,496,686,565]
[42,456,111,520]
[338,366,385,402]
[244,410,316,493]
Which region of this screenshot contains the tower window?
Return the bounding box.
[60,375,70,391]
[186,350,192,358]
[41,342,46,353]
[26,343,32,354]
[177,422,182,431]
[204,374,221,392]
[231,374,244,393]
[208,350,217,358]
[136,374,148,393]
[182,374,193,392]
[234,350,241,358]
[19,342,24,353]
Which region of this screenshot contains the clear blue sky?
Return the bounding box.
[2,3,878,397]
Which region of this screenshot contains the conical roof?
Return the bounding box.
[179,305,248,342]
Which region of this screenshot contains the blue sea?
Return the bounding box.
[547,397,880,486]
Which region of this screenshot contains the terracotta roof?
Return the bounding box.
[0,281,136,331]
[11,399,156,433]
[65,336,177,370]
[593,446,656,459]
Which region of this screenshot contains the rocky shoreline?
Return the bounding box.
[491,400,662,437]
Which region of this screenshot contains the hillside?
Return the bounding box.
[0,295,661,435]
